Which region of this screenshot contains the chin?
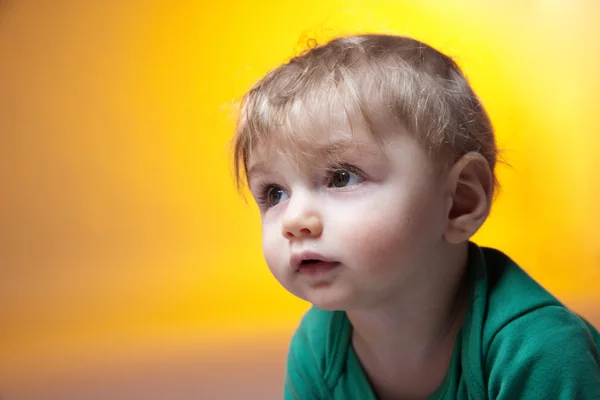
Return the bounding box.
[298,286,356,312]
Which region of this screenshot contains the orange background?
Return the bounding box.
[1,1,599,398]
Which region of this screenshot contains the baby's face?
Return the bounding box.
[247,119,451,311]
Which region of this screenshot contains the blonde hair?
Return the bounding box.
[233,34,497,191]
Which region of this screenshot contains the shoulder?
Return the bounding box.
[485,304,600,398]
[284,307,350,399]
[465,244,600,398]
[476,245,564,339]
[479,246,558,304]
[473,246,600,397]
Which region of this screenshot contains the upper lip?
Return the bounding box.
[289,251,336,271]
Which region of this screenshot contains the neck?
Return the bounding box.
[347,242,469,363]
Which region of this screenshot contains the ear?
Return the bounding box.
[443,152,494,244]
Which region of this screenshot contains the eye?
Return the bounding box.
[259,184,290,208]
[328,166,364,188]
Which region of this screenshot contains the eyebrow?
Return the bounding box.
[246,162,270,180]
[323,137,379,158]
[246,137,381,180]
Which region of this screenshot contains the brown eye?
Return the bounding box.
[266,186,288,206]
[329,167,363,188]
[331,170,351,187]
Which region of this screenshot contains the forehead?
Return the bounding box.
[242,77,418,181]
[246,113,385,178]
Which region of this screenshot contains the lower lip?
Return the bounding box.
[297,262,340,277]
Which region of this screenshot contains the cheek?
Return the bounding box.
[261,219,285,271]
[338,214,415,267]
[336,193,443,269]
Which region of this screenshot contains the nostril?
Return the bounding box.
[284,231,294,239]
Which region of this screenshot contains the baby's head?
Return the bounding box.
[233,34,497,310]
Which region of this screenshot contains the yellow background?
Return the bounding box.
[1,0,599,397]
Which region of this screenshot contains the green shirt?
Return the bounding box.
[284,243,600,399]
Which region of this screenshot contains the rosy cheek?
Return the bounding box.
[340,219,408,261]
[261,225,283,271]
[337,203,426,273]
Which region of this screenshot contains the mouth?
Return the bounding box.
[290,252,340,277]
[297,260,340,276]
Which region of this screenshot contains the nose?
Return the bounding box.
[281,197,323,240]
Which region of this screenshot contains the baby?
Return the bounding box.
[232,34,600,399]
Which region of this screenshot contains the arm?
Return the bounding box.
[486,306,600,399]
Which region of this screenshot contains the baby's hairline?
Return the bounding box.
[245,127,388,181]
[243,116,453,192]
[233,33,498,194]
